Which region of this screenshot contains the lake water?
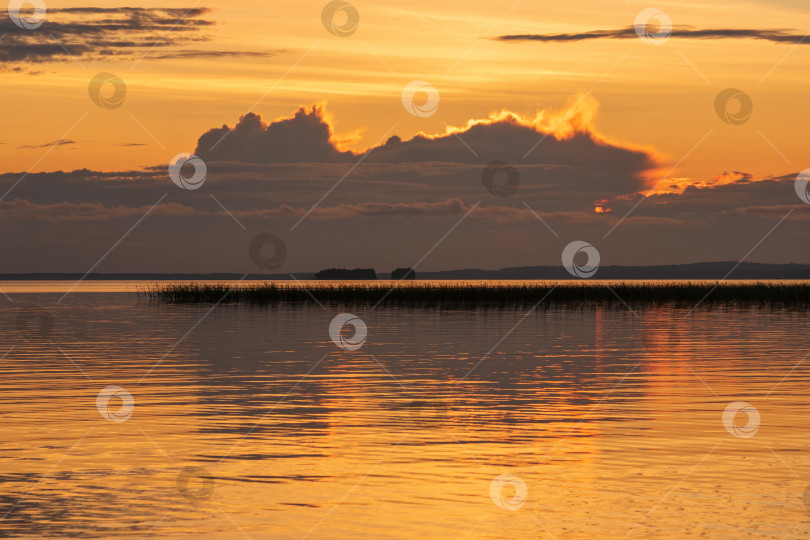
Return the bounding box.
[1,282,809,539]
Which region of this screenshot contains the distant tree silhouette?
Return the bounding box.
[314,268,377,280]
[391,267,416,280]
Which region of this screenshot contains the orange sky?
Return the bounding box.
[1,0,809,185]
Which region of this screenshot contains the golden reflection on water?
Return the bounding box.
[0,284,809,538]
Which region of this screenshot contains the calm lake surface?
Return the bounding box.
[1,281,809,539]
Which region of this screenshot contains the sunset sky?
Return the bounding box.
[2,0,810,273]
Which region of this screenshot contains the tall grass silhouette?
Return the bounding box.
[143,280,810,308]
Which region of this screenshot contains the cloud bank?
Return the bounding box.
[0,102,806,273]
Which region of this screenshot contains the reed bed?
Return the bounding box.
[142,280,810,309]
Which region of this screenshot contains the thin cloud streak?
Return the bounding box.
[18,139,76,150]
[497,27,810,45]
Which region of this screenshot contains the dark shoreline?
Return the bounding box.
[8,261,810,281]
[143,281,810,308]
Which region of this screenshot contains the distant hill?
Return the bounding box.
[313,268,377,280]
[4,262,810,280]
[417,262,810,280]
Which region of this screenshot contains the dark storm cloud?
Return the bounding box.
[497,27,810,45]
[196,106,357,164]
[195,104,657,197]
[0,7,276,66]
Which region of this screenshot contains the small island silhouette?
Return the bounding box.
[391,268,416,280]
